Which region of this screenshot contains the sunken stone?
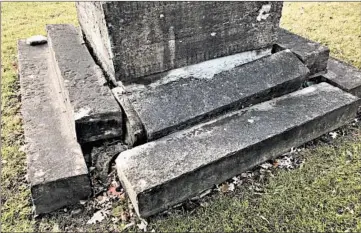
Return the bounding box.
[76,2,283,83]
[319,57,361,97]
[46,24,123,143]
[118,50,309,141]
[18,40,91,215]
[273,28,330,76]
[116,83,360,218]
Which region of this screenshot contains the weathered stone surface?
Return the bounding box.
[120,50,309,141]
[117,83,360,218]
[273,28,330,75]
[76,2,283,83]
[112,87,146,146]
[319,57,361,97]
[18,40,91,215]
[46,24,123,143]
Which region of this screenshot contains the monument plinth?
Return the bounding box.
[76,2,283,83]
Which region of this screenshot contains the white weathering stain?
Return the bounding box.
[257,4,272,21]
[74,107,92,120]
[252,101,275,111]
[168,26,176,68]
[126,48,272,92]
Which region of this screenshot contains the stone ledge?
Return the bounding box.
[123,50,309,141]
[319,57,361,97]
[18,40,91,215]
[46,24,123,143]
[274,27,330,75]
[116,83,360,218]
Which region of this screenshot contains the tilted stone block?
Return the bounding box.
[116,83,360,218]
[18,40,91,215]
[76,2,283,83]
[273,27,330,76]
[46,24,123,143]
[320,57,361,97]
[115,50,309,141]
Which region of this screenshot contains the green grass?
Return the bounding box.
[281,2,361,69]
[1,2,361,232]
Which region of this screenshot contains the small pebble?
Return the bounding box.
[26,35,47,46]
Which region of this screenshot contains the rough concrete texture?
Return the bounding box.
[116,82,360,218]
[46,24,123,143]
[319,57,361,97]
[18,40,91,215]
[123,50,309,141]
[273,27,330,75]
[76,2,283,83]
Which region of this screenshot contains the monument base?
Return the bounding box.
[18,25,361,217]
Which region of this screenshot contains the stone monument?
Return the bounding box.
[18,1,361,218]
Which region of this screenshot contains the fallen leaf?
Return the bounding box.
[199,189,212,198]
[259,215,269,224]
[123,221,135,231]
[107,185,123,198]
[97,194,109,204]
[87,209,110,224]
[220,183,229,193]
[277,156,294,169]
[260,163,272,169]
[52,223,61,232]
[71,207,83,216]
[329,132,338,139]
[228,183,235,192]
[220,182,235,193]
[137,219,148,232]
[119,193,126,201]
[247,119,255,123]
[120,211,130,222]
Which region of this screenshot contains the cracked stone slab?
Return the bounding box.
[319,57,361,97]
[76,2,283,83]
[18,40,91,215]
[122,50,309,141]
[46,24,123,143]
[273,27,330,76]
[116,82,360,218]
[112,87,146,146]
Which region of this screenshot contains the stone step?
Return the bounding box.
[319,57,361,97]
[273,27,330,76]
[46,24,123,144]
[115,50,309,142]
[116,83,360,218]
[18,40,91,215]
